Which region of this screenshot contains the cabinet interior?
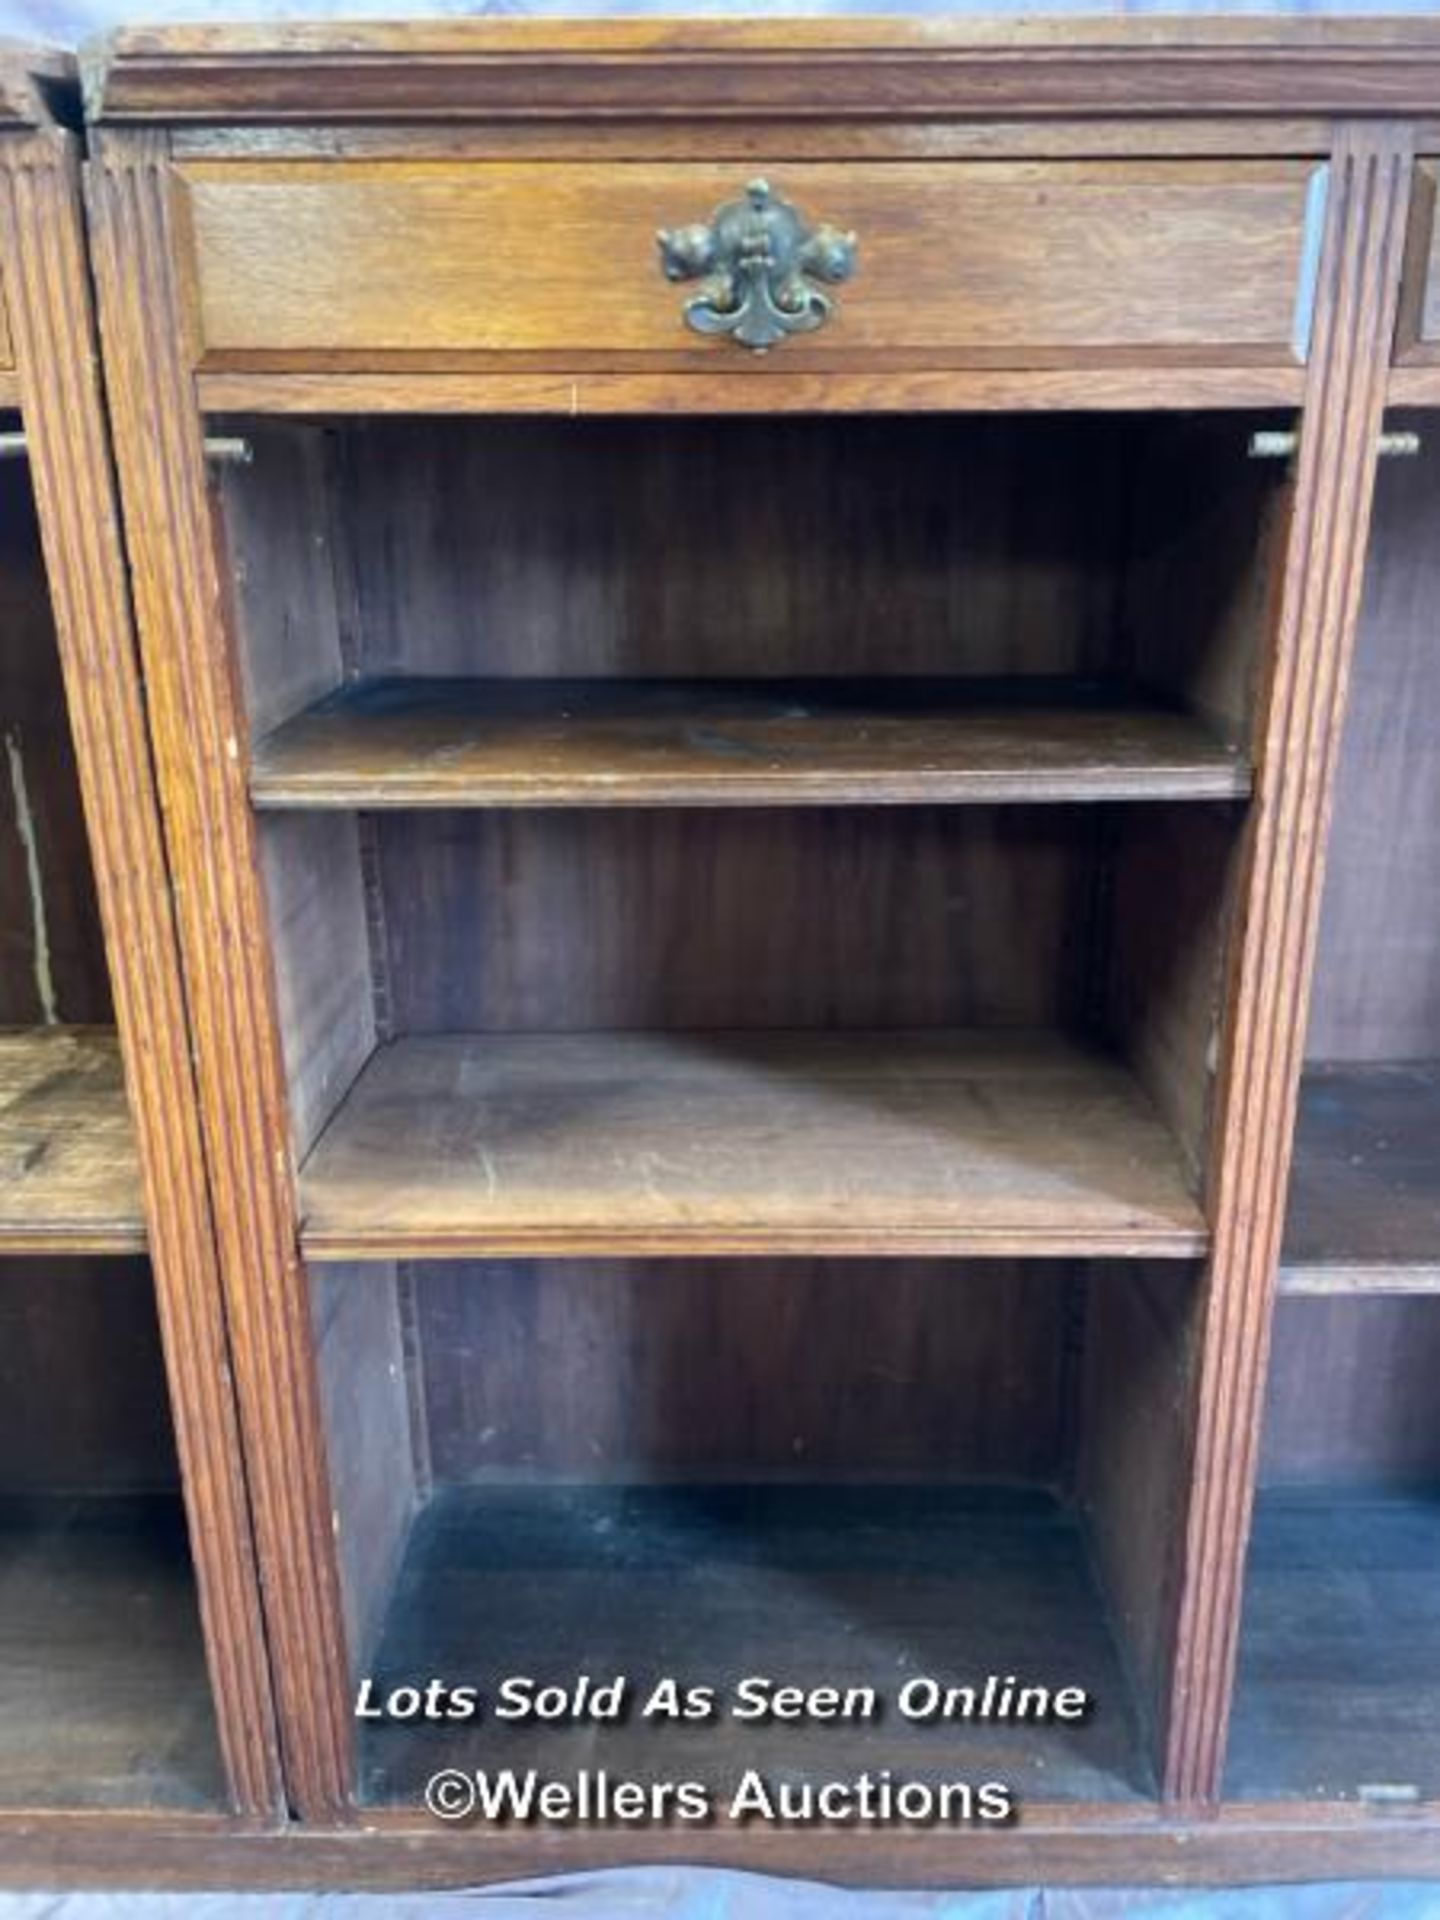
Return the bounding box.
[210,410,1299,1808]
[1229,413,1440,1807]
[0,424,221,1811]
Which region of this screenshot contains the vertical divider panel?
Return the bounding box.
[86,128,353,1820]
[0,125,281,1818]
[1163,123,1413,1806]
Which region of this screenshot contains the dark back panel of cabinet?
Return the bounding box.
[0,452,110,1026]
[375,806,1101,1037]
[0,1259,178,1493]
[332,415,1131,684]
[1307,414,1440,1065]
[1262,1295,1440,1487]
[413,1258,1074,1486]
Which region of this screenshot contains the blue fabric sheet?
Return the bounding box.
[3,1873,1440,1918]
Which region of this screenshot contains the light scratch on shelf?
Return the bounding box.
[4,728,57,1025]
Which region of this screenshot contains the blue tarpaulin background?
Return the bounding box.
[3,1875,1440,1914]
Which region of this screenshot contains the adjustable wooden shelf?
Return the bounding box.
[0,46,277,1839]
[41,12,1440,1887]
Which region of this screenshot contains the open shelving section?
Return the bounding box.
[0,440,223,1813]
[1228,417,1440,1808]
[0,53,279,1832]
[186,404,1277,1825]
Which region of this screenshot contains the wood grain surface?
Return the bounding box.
[4,125,281,1815]
[177,158,1318,372]
[85,19,1440,126]
[1307,418,1440,1061]
[0,1256,177,1495]
[0,451,111,1028]
[1262,1294,1440,1486]
[358,1483,1152,1809]
[0,1494,224,1811]
[1162,126,1414,1806]
[1227,1491,1440,1802]
[298,1030,1207,1260]
[88,126,348,1818]
[1280,1063,1440,1292]
[410,1258,1074,1486]
[251,677,1250,810]
[0,1028,142,1253]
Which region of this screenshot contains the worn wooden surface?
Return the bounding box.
[358,1482,1151,1808]
[266,415,1131,682]
[1262,1295,1440,1486]
[299,1030,1205,1259]
[0,1028,142,1252]
[0,1494,224,1810]
[0,45,68,131]
[310,1262,415,1681]
[89,126,349,1817]
[0,1256,176,1493]
[5,123,281,1813]
[252,678,1250,810]
[84,19,1440,126]
[1105,806,1241,1187]
[370,806,1099,1035]
[411,1259,1073,1486]
[1279,1064,1440,1292]
[178,158,1319,373]
[1307,420,1440,1063]
[1078,1263,1205,1769]
[259,812,375,1162]
[1160,126,1412,1805]
[1228,1491,1440,1803]
[8,1803,1440,1891]
[0,449,111,1028]
[198,367,1313,416]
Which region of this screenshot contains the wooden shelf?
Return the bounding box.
[0,1494,224,1810]
[359,1482,1153,1808]
[0,1029,145,1255]
[298,1029,1207,1259]
[250,677,1250,811]
[1278,1064,1440,1295]
[1227,1490,1440,1803]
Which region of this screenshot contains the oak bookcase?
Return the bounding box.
[9,11,1440,1889]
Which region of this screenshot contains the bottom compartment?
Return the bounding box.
[0,1491,223,1810]
[0,1258,224,1810]
[316,1258,1205,1814]
[357,1480,1149,1810]
[1228,1070,1440,1804]
[1228,1485,1440,1805]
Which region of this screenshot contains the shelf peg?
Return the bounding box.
[1249,429,1421,460]
[203,436,254,466]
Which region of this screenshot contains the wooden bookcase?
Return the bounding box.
[0,50,279,1836]
[30,12,1440,1887]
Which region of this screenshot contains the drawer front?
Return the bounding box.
[179,158,1323,369]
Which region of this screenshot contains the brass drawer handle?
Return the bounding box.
[657,178,857,353]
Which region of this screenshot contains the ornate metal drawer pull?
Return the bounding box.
[657,178,857,353]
